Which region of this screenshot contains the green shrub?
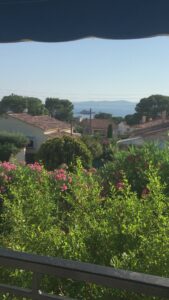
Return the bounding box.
[100,142,169,196]
[81,135,103,159]
[0,131,28,162]
[0,160,169,299]
[37,136,92,170]
[107,124,113,138]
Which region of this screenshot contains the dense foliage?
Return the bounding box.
[0,131,28,161]
[100,143,169,197]
[135,94,169,119]
[125,94,169,125]
[125,112,141,125]
[0,94,74,122]
[0,143,169,299]
[95,112,112,119]
[81,135,103,160]
[107,123,113,138]
[0,94,47,116]
[81,136,118,167]
[37,136,92,170]
[45,98,74,121]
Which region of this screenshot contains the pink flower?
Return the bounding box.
[53,169,67,181]
[58,168,66,173]
[28,162,42,172]
[68,176,72,183]
[141,188,149,197]
[116,181,124,190]
[55,174,67,181]
[0,162,16,171]
[61,184,68,192]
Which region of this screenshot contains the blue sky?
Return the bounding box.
[0,36,169,103]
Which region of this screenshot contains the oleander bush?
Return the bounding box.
[100,142,169,196]
[0,145,169,299]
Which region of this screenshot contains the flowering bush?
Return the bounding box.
[100,142,169,197]
[0,155,169,299]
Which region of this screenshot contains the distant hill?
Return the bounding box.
[73,100,137,117]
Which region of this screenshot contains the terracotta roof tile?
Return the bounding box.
[82,119,117,129]
[8,113,70,132]
[132,119,169,137]
[132,118,169,130]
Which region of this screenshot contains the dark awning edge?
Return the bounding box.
[1,0,169,43]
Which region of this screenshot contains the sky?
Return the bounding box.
[0,36,169,103]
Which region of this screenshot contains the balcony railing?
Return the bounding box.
[0,248,169,299]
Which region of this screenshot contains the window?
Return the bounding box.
[26,137,35,149]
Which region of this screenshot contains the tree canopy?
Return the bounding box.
[45,98,73,122]
[135,94,169,119]
[95,112,112,119]
[0,94,47,116]
[26,97,48,115]
[125,95,169,125]
[125,113,141,125]
[107,124,113,138]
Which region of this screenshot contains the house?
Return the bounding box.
[117,119,169,148]
[81,119,117,137]
[0,113,73,161]
[117,121,132,136]
[130,118,169,146]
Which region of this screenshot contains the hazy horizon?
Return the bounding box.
[72,99,138,103]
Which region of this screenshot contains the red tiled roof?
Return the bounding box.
[47,131,80,139]
[8,113,70,132]
[132,118,169,130]
[82,119,117,129]
[132,119,169,137]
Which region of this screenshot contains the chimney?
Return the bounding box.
[161,110,167,122]
[141,115,146,124]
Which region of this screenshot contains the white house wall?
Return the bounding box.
[0,115,47,152]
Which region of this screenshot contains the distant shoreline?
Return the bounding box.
[73,100,136,117]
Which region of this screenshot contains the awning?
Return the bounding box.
[0,0,169,43]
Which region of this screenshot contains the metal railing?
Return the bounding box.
[0,248,169,299]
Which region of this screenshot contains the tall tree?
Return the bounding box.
[26,97,48,115]
[107,124,113,138]
[0,94,26,113]
[135,95,169,119]
[0,94,47,116]
[125,113,141,125]
[45,98,73,121]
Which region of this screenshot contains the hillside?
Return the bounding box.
[73,100,137,117]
